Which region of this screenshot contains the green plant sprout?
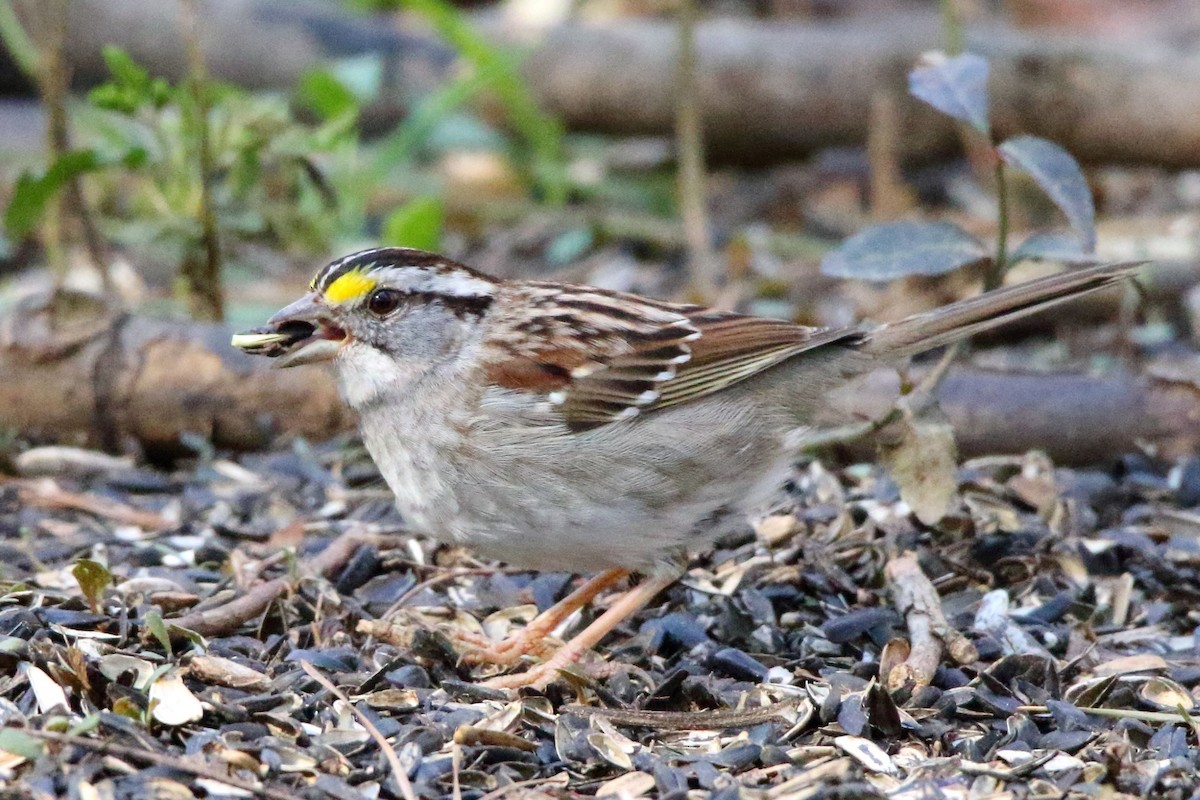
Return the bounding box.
[822,51,1099,288]
[5,44,359,318]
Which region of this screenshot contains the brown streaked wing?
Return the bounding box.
[484,284,701,429]
[652,311,866,411]
[484,284,865,431]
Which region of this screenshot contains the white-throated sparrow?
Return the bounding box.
[233,248,1135,688]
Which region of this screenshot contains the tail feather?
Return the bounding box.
[860,262,1141,360]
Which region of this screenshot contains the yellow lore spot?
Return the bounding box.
[323,270,377,305]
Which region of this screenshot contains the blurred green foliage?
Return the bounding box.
[79,46,355,261]
[397,0,567,205]
[383,196,444,252]
[0,0,693,317]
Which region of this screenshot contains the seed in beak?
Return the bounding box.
[231,321,318,358]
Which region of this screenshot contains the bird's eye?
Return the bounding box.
[366,288,403,317]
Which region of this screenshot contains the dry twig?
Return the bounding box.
[674,0,719,301]
[171,528,385,636]
[564,697,803,730]
[298,660,418,800]
[884,550,977,690]
[12,478,172,530]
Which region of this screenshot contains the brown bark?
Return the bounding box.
[514,14,1200,167]
[43,2,1200,167]
[821,362,1200,467]
[0,292,355,458]
[885,550,978,691]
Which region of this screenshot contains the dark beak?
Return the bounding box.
[231,292,346,368]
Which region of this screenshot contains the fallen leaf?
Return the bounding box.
[880,409,959,525]
[149,673,204,726]
[23,663,68,714]
[834,735,898,775]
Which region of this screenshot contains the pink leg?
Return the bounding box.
[482,573,676,691]
[461,568,629,666]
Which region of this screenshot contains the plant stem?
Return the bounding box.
[0,1,37,80]
[939,0,965,56]
[1018,705,1200,726]
[180,0,223,321]
[32,0,110,295]
[32,0,68,293]
[989,159,1010,291]
[675,0,719,302]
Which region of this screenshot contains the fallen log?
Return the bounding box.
[818,358,1200,466]
[3,292,1199,465]
[512,14,1200,167]
[0,292,355,459]
[41,2,1200,167]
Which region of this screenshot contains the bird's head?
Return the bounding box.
[232,248,499,403]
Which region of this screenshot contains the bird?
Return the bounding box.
[232,248,1135,689]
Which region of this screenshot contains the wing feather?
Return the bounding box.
[484,283,863,431]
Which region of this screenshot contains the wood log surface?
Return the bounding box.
[30,1,1200,167]
[5,291,1200,465]
[0,292,355,459]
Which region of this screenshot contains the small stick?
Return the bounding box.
[13,478,172,531]
[171,529,381,636]
[298,660,417,800]
[958,751,1058,781]
[885,550,977,689]
[1018,704,1200,725]
[563,698,803,730]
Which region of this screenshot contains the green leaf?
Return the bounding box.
[5,149,105,239]
[0,2,38,80]
[296,68,359,121]
[373,71,495,171]
[90,46,163,114]
[382,196,443,251]
[71,559,112,613]
[67,714,102,737]
[111,696,144,722]
[120,147,149,169]
[546,226,593,266]
[909,51,990,135]
[401,0,565,204]
[821,221,990,281]
[87,84,129,113]
[1012,231,1101,265]
[0,728,44,760]
[998,135,1096,254]
[143,609,172,657]
[103,45,151,89]
[171,623,208,651]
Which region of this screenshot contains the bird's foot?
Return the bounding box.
[475,573,676,691]
[456,568,630,667]
[458,627,557,667]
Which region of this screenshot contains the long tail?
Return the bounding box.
[859,261,1141,360]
